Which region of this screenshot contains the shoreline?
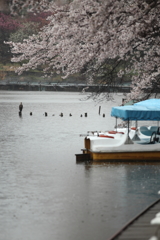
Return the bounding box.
[0,82,130,92]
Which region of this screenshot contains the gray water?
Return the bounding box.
[0,91,160,240]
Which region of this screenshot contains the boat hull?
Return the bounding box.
[88,150,160,161]
[84,137,160,161]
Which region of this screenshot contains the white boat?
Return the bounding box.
[78,99,160,162]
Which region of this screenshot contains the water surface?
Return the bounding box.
[0,91,160,240]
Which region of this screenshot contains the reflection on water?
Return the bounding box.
[0,91,160,240]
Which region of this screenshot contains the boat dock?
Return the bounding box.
[109,198,160,240]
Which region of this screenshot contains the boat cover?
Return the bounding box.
[111,99,160,121]
[135,99,160,108]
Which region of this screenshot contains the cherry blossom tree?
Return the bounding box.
[7,0,160,100]
[10,0,69,15]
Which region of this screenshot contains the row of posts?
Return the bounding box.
[19,106,105,117]
[20,112,105,117]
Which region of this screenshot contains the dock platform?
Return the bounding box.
[109,198,160,240]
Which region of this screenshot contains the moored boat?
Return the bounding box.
[77,99,160,162]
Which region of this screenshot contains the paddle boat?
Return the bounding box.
[77,99,160,162]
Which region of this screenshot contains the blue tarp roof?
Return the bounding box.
[111,99,160,121]
[134,99,160,108]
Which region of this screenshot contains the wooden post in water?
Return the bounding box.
[85,113,87,117]
[99,106,101,115]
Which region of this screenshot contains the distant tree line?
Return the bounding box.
[0,0,52,64]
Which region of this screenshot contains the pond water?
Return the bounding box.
[0,91,160,240]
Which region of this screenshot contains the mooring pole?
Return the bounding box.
[99,106,101,115]
[115,117,117,131]
[127,119,130,142]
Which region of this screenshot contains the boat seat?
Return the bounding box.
[89,132,128,151]
[139,126,152,136]
[140,126,159,136]
[149,126,159,133]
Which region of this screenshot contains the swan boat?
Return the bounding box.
[78,99,160,162]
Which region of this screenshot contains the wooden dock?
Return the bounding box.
[109,198,160,240]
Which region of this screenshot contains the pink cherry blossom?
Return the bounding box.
[7,0,160,100]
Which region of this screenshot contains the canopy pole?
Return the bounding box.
[125,119,134,144]
[115,117,117,131]
[132,120,140,141]
[127,119,129,137]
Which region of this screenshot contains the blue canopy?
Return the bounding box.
[135,99,160,108]
[111,99,160,121]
